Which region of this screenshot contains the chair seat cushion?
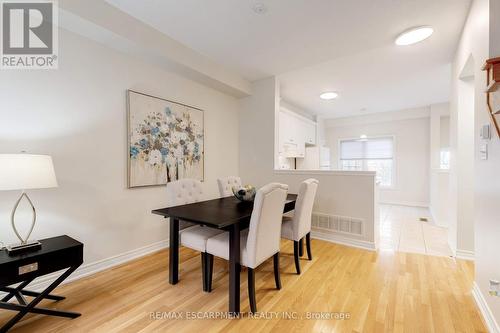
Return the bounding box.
[180,226,224,252]
[206,229,252,267]
[281,216,295,241]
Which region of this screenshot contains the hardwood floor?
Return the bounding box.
[0,239,486,332]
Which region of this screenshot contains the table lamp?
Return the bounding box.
[0,154,58,254]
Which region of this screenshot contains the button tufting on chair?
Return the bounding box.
[166,179,224,292]
[217,176,242,197]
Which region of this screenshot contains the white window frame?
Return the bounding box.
[440,147,450,170]
[338,135,397,189]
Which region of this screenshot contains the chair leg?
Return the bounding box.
[273,253,282,290]
[248,268,257,313]
[306,232,312,260]
[206,253,214,292]
[201,253,208,292]
[293,241,301,274]
[299,238,304,257]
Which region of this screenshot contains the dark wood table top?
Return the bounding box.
[0,235,82,265]
[152,193,297,229]
[0,235,83,287]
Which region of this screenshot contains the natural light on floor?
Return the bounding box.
[379,204,453,257]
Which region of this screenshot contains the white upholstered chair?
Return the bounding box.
[281,178,318,274]
[206,183,288,313]
[217,176,242,197]
[166,179,223,291]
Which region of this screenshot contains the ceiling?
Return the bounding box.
[106,0,471,118]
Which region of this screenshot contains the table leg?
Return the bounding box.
[1,280,33,303]
[169,217,179,284]
[0,288,65,301]
[228,223,241,314]
[0,265,79,333]
[0,302,80,318]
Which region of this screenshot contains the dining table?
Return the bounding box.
[152,193,297,314]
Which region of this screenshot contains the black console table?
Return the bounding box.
[0,235,83,332]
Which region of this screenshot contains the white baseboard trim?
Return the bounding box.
[23,239,169,293]
[472,281,500,333]
[311,231,376,251]
[456,249,475,261]
[379,200,429,208]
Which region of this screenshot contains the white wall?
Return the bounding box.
[452,0,500,328]
[274,170,378,248]
[429,104,451,227]
[441,116,450,148]
[0,28,240,264]
[325,109,431,207]
[473,0,500,327]
[450,0,488,259]
[457,76,476,253]
[240,77,279,179]
[239,78,378,249]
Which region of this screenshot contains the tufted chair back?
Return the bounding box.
[217,176,242,197]
[292,178,319,240]
[245,183,288,268]
[166,179,204,229]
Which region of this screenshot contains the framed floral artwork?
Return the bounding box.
[127,90,204,188]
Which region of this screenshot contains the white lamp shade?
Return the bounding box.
[0,154,58,191]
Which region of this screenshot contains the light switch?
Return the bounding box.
[480,143,488,160]
[480,124,491,140]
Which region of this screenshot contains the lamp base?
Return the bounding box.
[6,240,42,256]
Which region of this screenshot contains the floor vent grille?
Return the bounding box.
[312,213,364,236]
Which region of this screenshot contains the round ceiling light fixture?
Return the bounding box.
[395,26,434,46]
[252,3,268,14]
[319,91,339,100]
[359,134,368,142]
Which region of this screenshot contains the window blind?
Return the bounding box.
[340,137,393,160]
[340,140,363,160]
[365,137,393,159]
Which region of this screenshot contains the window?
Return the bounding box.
[340,136,394,187]
[440,148,450,170]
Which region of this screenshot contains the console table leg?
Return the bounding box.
[0,302,80,318]
[0,288,65,301]
[0,265,79,333]
[1,280,33,303]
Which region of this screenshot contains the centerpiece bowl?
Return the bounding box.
[232,185,256,202]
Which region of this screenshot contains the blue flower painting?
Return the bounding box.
[127,91,204,187]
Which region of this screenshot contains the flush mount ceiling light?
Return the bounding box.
[252,3,268,14]
[359,134,368,142]
[395,26,434,46]
[319,92,338,100]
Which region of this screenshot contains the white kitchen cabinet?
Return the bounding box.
[304,121,316,145]
[278,109,316,158]
[279,111,298,144]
